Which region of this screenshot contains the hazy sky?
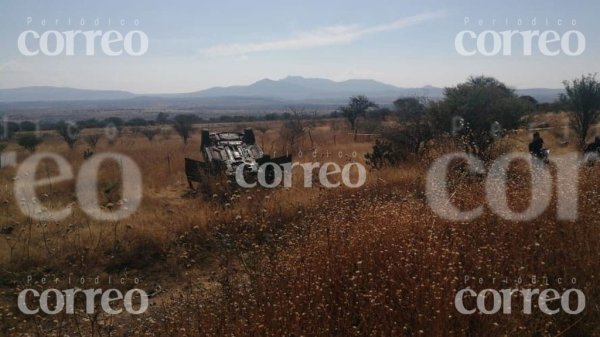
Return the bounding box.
[0,0,598,93]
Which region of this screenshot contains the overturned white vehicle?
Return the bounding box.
[184,128,291,189]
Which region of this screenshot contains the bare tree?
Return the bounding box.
[173,114,198,144]
[84,133,102,150]
[280,107,315,153]
[141,128,161,142]
[561,74,600,149]
[339,95,378,141]
[254,124,269,148]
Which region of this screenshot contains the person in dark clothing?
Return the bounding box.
[584,136,600,165]
[584,136,600,154]
[528,132,545,159]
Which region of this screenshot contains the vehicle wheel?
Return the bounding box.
[201,129,212,148]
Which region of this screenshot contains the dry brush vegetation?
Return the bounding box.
[0,117,598,336]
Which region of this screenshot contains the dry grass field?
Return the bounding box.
[0,115,598,336]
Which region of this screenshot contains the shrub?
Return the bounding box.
[17,133,43,152]
[365,138,407,169]
[141,128,160,142]
[83,133,102,150]
[55,121,80,149]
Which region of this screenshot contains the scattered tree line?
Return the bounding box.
[364,73,600,168]
[1,74,598,157]
[0,106,343,151]
[0,109,341,140]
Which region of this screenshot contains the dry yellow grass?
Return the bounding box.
[0,117,598,336]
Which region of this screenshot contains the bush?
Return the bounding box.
[365,138,407,169]
[55,121,80,149]
[17,133,43,152]
[83,133,102,150]
[140,128,160,142]
[365,97,434,168]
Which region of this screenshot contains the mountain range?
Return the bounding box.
[0,76,564,104]
[0,86,136,102]
[183,76,441,100]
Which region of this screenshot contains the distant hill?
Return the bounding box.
[0,77,564,106]
[184,76,562,102]
[0,86,136,102]
[516,88,564,103]
[187,76,442,101]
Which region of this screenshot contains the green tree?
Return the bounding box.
[560,74,600,149]
[393,97,425,118]
[56,121,80,149]
[430,76,532,159]
[17,133,43,152]
[339,95,378,140]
